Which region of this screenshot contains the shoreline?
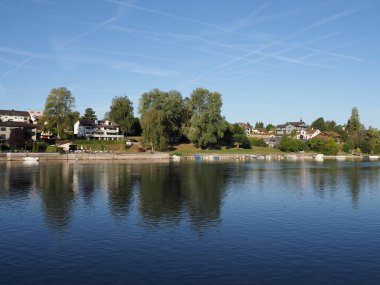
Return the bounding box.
[0,152,378,162]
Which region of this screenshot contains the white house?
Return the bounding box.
[74,119,124,140]
[0,109,31,123]
[276,121,308,135]
[238,123,254,135]
[296,128,321,140]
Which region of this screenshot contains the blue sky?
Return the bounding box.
[0,0,379,127]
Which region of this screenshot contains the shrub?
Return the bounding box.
[46,145,65,153]
[308,137,338,155]
[0,143,10,152]
[342,143,352,153]
[249,137,267,147]
[279,135,305,152]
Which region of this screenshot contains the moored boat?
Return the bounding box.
[23,157,40,163]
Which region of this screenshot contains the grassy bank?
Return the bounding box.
[170,143,285,155]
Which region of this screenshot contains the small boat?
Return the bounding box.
[314,154,324,162]
[23,157,40,162]
[285,154,298,160]
[172,155,181,161]
[336,156,346,161]
[369,155,379,161]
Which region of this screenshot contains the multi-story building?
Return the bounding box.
[276,121,308,135]
[74,119,124,140]
[0,109,31,123]
[0,121,38,141]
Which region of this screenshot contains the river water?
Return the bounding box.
[0,160,379,285]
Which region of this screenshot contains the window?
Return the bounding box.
[0,127,5,132]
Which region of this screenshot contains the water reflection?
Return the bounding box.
[0,161,379,231]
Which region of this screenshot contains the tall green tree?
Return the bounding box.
[255,121,264,129]
[183,88,227,149]
[82,108,97,120]
[44,87,75,139]
[311,117,326,131]
[346,107,365,148]
[231,123,250,148]
[266,123,275,132]
[108,96,134,136]
[139,89,184,151]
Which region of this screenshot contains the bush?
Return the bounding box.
[308,137,338,155]
[249,137,267,147]
[342,143,352,153]
[37,142,49,152]
[279,135,305,152]
[46,145,65,153]
[0,143,10,152]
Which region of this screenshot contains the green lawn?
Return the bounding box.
[170,143,285,155]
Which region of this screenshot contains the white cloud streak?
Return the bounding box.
[59,16,116,47]
[106,0,230,32]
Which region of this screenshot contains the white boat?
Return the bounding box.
[314,154,324,162]
[336,156,346,161]
[285,154,298,160]
[369,155,379,161]
[172,155,181,161]
[23,157,40,162]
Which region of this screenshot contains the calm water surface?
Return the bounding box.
[0,160,379,284]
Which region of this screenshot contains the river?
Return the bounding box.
[0,160,379,284]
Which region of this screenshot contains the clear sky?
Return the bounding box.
[0,0,379,127]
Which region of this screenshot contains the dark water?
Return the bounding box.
[0,160,379,285]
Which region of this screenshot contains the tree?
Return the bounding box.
[346,107,365,148]
[266,124,275,132]
[279,134,305,152]
[183,88,227,149]
[82,108,97,120]
[231,123,250,148]
[44,87,75,139]
[311,117,326,131]
[139,89,184,151]
[108,96,134,136]
[9,128,31,150]
[255,121,264,129]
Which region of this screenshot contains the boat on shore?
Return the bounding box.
[23,157,40,162]
[336,156,346,161]
[314,154,324,162]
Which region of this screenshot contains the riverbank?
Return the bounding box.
[1,152,378,162]
[0,152,171,161]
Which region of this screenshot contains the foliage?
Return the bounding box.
[249,137,268,147]
[266,124,275,132]
[308,137,339,155]
[183,88,227,149]
[278,134,305,152]
[0,143,10,152]
[362,127,380,154]
[255,121,264,129]
[232,124,248,148]
[342,143,352,153]
[108,96,134,135]
[36,142,49,152]
[311,117,326,131]
[46,145,64,153]
[9,128,31,150]
[345,107,365,148]
[43,87,76,139]
[131,117,142,136]
[139,89,184,151]
[82,108,97,120]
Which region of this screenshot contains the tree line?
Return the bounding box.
[2,86,380,154]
